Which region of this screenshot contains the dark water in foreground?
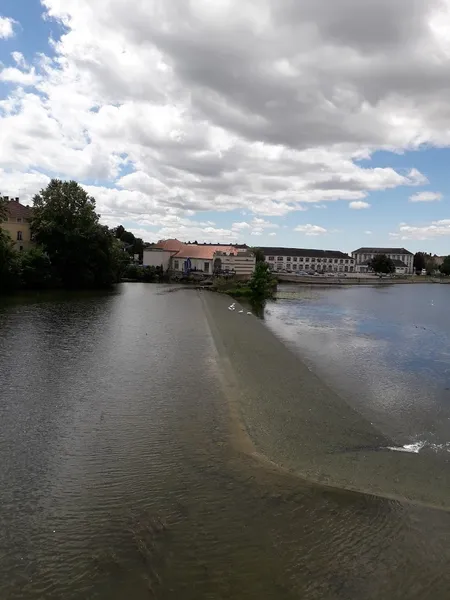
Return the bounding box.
[1,284,450,599]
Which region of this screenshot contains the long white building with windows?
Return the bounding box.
[261,247,355,273]
[351,247,414,274]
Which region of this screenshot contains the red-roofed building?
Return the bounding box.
[143,239,256,277]
[1,196,34,251]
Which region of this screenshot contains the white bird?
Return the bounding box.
[247,312,252,315]
[239,310,244,313]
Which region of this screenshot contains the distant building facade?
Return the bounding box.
[352,247,413,274]
[143,239,256,278]
[261,247,355,273]
[1,197,34,251]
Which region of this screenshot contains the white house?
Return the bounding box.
[261,247,356,273]
[142,239,185,270]
[352,247,414,274]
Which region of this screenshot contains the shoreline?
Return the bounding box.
[201,290,450,511]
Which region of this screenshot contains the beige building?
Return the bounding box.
[352,247,414,274]
[213,248,256,276]
[261,247,355,273]
[1,197,34,251]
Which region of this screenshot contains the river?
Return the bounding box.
[266,283,450,453]
[0,283,449,599]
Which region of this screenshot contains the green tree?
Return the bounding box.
[369,254,395,275]
[0,197,8,223]
[17,247,56,289]
[0,229,19,292]
[249,261,276,300]
[251,247,265,263]
[440,256,450,276]
[413,252,426,273]
[31,179,122,288]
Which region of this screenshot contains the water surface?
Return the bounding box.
[1,283,450,599]
[266,283,450,452]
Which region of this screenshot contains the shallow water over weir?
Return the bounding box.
[1,284,449,599]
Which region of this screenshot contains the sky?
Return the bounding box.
[1,1,450,254]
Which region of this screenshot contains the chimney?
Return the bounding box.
[4,196,9,201]
[15,197,19,202]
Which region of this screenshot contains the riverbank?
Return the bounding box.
[277,274,448,285]
[202,291,450,509]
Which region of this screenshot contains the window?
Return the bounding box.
[340,259,343,264]
[311,258,316,263]
[17,231,23,241]
[286,257,291,261]
[277,256,283,262]
[204,262,210,273]
[293,257,297,262]
[317,258,321,263]
[287,263,291,269]
[329,259,333,263]
[16,218,22,223]
[334,259,338,264]
[299,257,304,262]
[277,264,283,270]
[268,256,275,261]
[174,260,179,270]
[345,259,348,264]
[305,257,309,262]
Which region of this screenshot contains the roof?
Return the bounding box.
[174,244,236,259]
[5,200,32,220]
[260,247,352,259]
[353,247,413,255]
[153,239,185,252]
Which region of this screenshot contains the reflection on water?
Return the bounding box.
[0,284,450,599]
[266,284,450,449]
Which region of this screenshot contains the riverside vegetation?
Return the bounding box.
[0,179,152,294]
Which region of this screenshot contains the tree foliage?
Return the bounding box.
[31,179,124,288]
[413,252,426,273]
[113,225,144,259]
[249,261,276,300]
[0,198,8,223]
[251,247,265,263]
[440,256,450,276]
[369,254,395,275]
[0,229,19,292]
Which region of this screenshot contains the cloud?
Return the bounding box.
[409,191,443,202]
[390,219,450,240]
[0,16,16,39]
[0,0,449,241]
[294,224,328,236]
[269,232,277,237]
[365,230,373,235]
[349,201,371,209]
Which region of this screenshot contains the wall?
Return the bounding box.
[1,220,33,251]
[265,253,355,273]
[142,249,173,270]
[215,253,256,276]
[172,257,213,273]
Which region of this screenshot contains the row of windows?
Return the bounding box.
[271,264,354,272]
[358,254,411,262]
[268,256,353,264]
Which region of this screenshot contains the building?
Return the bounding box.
[352,247,413,274]
[142,239,185,270]
[213,248,256,277]
[171,244,237,275]
[1,196,34,251]
[261,247,356,273]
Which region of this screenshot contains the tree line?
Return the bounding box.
[0,179,153,294]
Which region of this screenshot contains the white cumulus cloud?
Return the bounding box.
[409,191,443,202]
[349,201,371,210]
[390,219,450,240]
[1,0,450,242]
[0,16,16,39]
[294,224,328,236]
